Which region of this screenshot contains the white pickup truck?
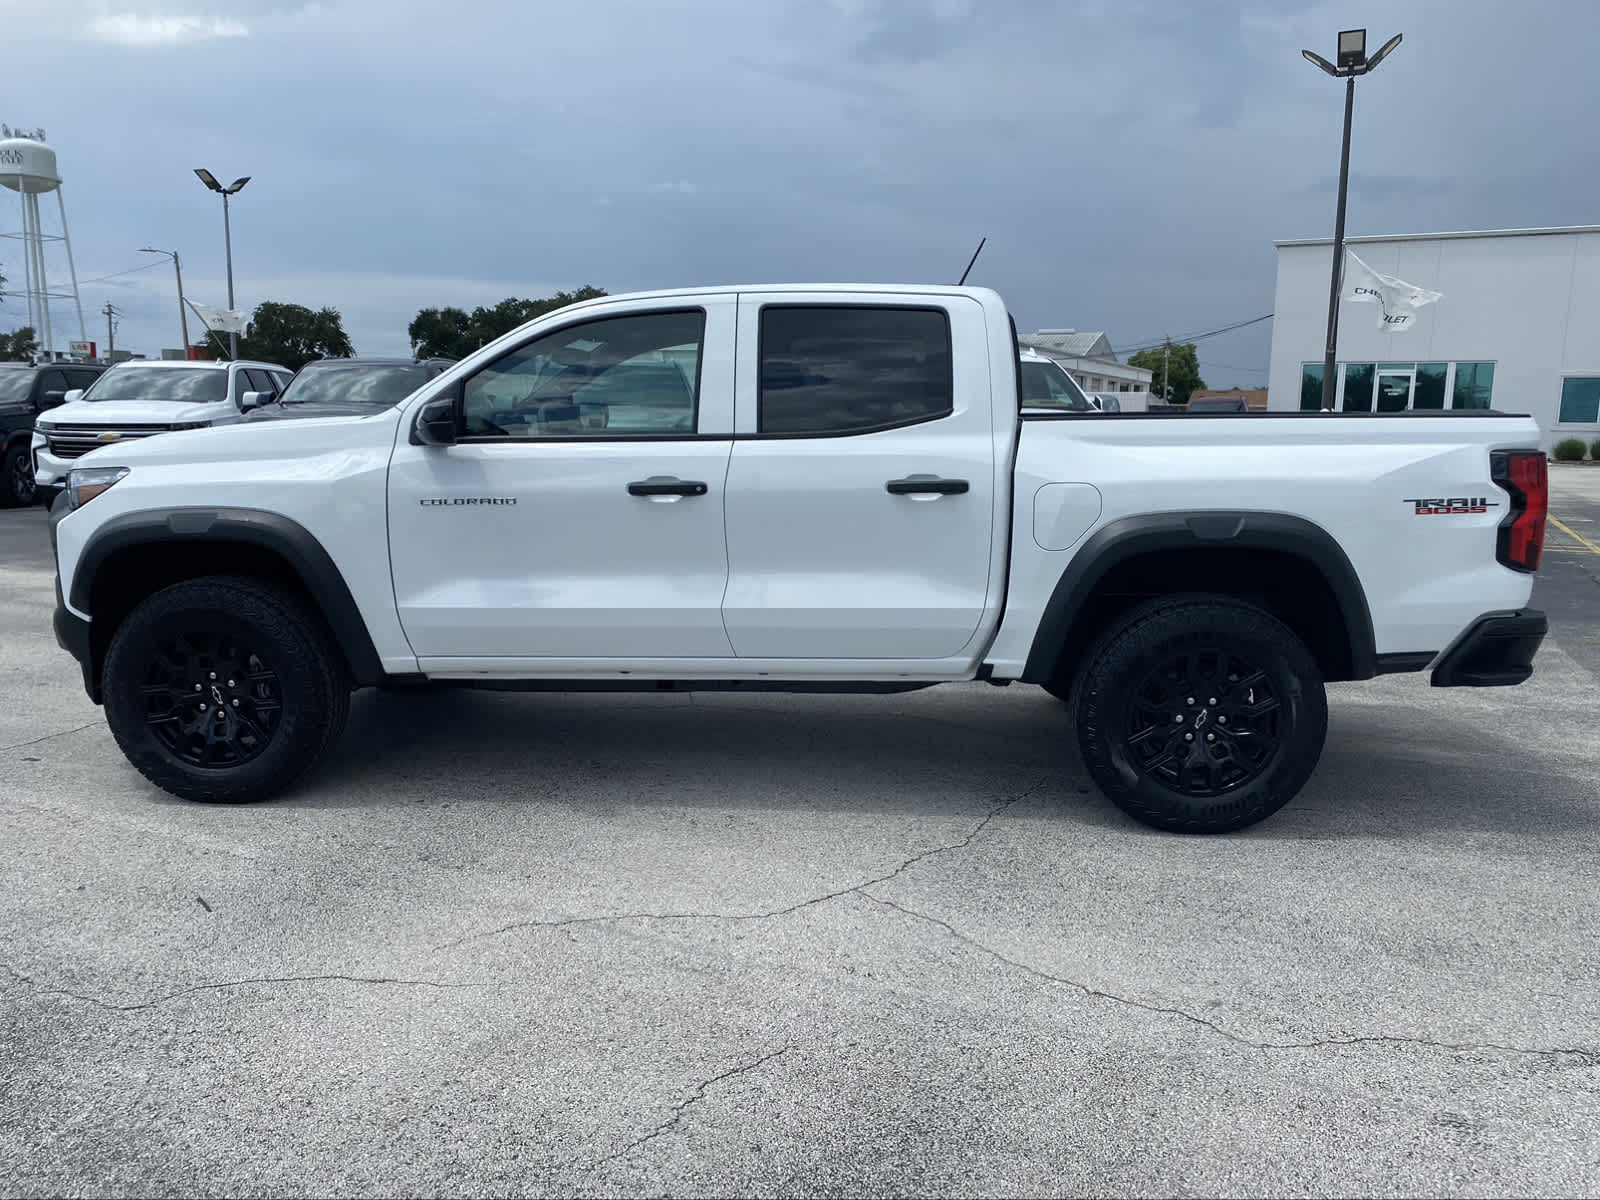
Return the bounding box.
[47,285,1550,833]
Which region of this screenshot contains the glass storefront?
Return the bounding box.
[1301,361,1496,412]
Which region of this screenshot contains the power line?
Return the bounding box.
[1119,312,1275,355]
[78,260,168,285]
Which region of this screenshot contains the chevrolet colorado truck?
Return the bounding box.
[47,285,1550,833]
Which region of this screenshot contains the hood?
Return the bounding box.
[69,407,400,470]
[243,401,390,422]
[42,398,234,427]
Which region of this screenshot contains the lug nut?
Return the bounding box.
[1208,697,1217,705]
[1206,733,1216,743]
[1186,696,1196,706]
[227,679,235,688]
[1218,716,1227,725]
[231,699,239,708]
[209,672,217,681]
[1184,732,1194,742]
[194,683,203,692]
[1173,714,1183,724]
[198,704,207,712]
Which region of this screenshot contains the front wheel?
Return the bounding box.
[102,577,351,804]
[1074,595,1327,834]
[1,443,35,507]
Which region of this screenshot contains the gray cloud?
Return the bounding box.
[1,0,1595,373]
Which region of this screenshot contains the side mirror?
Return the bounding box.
[412,395,458,446]
[241,390,272,411]
[40,390,66,410]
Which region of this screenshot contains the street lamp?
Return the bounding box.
[194,168,250,359]
[138,247,190,359]
[1302,28,1403,410]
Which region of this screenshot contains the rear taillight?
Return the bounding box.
[1491,450,1547,573]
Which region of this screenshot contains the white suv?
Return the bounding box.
[32,358,291,498]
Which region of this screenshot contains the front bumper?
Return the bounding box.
[49,490,98,702]
[1431,609,1547,687]
[32,436,69,489]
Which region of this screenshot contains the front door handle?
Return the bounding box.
[886,476,969,496]
[627,477,708,498]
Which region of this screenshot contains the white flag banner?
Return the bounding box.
[1344,251,1442,333]
[188,300,247,334]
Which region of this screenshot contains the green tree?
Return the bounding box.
[409,285,608,359]
[0,326,38,362]
[1128,341,1206,405]
[232,302,355,371]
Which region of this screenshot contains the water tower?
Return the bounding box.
[0,126,86,360]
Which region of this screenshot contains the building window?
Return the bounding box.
[1119,382,1131,392]
[1414,363,1447,410]
[1342,363,1374,412]
[1559,377,1600,425]
[1452,362,1495,409]
[1299,364,1324,411]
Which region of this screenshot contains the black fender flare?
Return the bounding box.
[1019,510,1377,683]
[70,506,385,686]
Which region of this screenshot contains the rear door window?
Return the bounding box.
[758,306,953,435]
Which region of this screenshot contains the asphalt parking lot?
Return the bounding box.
[3,485,1599,1198]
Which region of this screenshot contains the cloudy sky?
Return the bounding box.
[2,0,1595,386]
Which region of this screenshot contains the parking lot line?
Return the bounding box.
[1548,514,1600,555]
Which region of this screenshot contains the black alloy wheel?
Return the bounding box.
[140,628,283,768]
[1124,649,1282,798]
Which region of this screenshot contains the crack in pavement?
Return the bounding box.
[858,894,1599,1065]
[580,1044,792,1178]
[0,722,100,754]
[1,962,473,1012]
[435,779,1048,953]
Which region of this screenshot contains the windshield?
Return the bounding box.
[280,363,431,408]
[1020,360,1092,411]
[86,368,228,404]
[0,372,31,405]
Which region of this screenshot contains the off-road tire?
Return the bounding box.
[103,576,351,804]
[1075,594,1327,834]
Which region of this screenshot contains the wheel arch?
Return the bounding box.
[1020,511,1377,687]
[71,507,384,698]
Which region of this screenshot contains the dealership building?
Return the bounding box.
[1267,226,1600,449]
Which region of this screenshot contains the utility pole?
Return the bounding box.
[1162,339,1171,404]
[102,302,118,362]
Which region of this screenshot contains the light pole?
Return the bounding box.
[139,247,189,358]
[1302,28,1402,411]
[194,168,250,359]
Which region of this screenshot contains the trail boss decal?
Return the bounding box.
[1403,497,1498,515]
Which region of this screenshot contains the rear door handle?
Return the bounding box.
[886,476,969,496]
[627,477,708,497]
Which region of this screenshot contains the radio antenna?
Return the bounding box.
[957,237,987,286]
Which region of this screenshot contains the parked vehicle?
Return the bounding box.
[243,357,455,422]
[47,284,1549,833]
[31,359,292,501]
[0,360,106,505]
[1090,392,1124,413]
[1019,348,1095,412]
[1187,395,1250,414]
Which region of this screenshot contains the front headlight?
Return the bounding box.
[34,418,55,432]
[66,466,129,510]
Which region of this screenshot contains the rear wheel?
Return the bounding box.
[102,577,350,804]
[1074,595,1327,833]
[1,443,35,508]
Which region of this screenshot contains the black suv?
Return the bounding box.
[0,361,106,506]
